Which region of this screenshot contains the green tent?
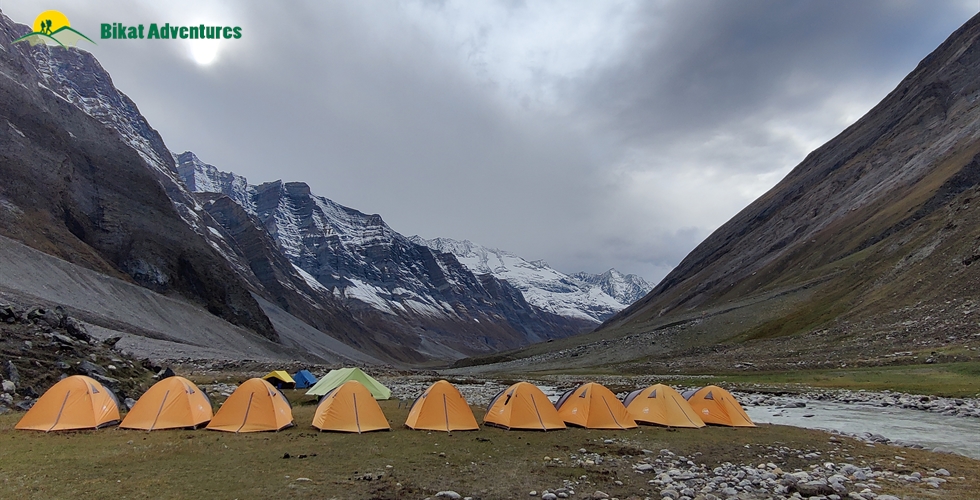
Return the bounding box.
[304,367,391,400]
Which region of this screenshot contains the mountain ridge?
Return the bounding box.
[453,11,980,374]
[177,151,597,358]
[410,235,652,322]
[1,13,589,365]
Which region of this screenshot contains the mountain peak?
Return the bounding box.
[571,269,652,305]
[413,236,653,322]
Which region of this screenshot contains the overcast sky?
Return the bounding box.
[5,1,978,284]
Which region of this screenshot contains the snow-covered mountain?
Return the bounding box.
[409,237,652,323]
[177,152,593,355]
[4,10,584,363]
[571,269,653,306]
[5,7,644,364]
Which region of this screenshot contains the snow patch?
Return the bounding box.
[291,264,330,294]
[344,278,394,314]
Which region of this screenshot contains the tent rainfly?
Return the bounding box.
[120,376,213,430]
[305,367,391,400]
[683,385,755,427]
[555,382,637,430]
[312,380,390,433]
[405,380,479,432]
[484,382,565,431]
[206,378,294,433]
[623,384,705,428]
[262,371,296,389]
[16,375,120,432]
[292,370,318,389]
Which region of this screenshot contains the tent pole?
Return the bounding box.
[49,390,72,432]
[443,394,450,434]
[531,395,546,431]
[237,393,254,433]
[354,393,361,434]
[150,389,171,431]
[602,396,624,430]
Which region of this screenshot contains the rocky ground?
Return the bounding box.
[418,437,967,500]
[0,297,157,414]
[738,390,980,420]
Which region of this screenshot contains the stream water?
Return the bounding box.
[743,401,980,460]
[537,385,980,460]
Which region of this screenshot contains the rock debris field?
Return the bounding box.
[422,441,962,500]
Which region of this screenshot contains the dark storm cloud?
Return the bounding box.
[581,1,973,148]
[4,1,977,284]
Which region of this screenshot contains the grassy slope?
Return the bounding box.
[615,362,980,398]
[1,393,978,499]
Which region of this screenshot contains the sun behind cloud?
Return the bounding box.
[33,10,70,34]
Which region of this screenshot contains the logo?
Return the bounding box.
[13,10,95,48]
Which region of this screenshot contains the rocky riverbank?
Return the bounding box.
[736,390,980,419]
[422,437,966,500]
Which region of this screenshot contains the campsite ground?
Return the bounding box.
[1,391,978,500]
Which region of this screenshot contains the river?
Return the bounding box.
[536,385,980,460]
[743,400,980,460]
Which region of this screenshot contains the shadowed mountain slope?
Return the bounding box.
[454,12,980,374]
[0,17,277,340]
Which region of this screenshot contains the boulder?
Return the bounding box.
[16,386,39,399]
[64,317,93,343]
[77,360,107,377]
[3,360,20,384]
[1,380,15,394]
[25,306,45,322]
[42,309,63,328]
[141,359,162,373]
[435,492,461,500]
[794,480,836,497]
[52,334,76,346]
[92,373,119,389]
[0,303,16,321]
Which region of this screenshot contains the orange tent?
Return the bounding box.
[623,384,705,428]
[206,378,294,433]
[684,385,755,427]
[16,375,120,431]
[120,376,213,430]
[405,380,479,432]
[312,380,390,433]
[484,382,565,431]
[555,382,637,430]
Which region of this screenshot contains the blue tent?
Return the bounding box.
[293,370,318,389]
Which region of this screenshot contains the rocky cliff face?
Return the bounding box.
[0,12,639,365]
[179,153,592,357]
[0,15,276,341]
